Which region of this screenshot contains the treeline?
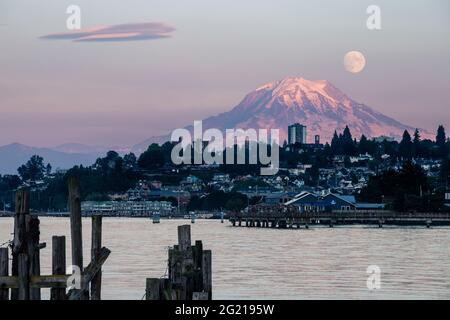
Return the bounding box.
[359,159,450,212]
[329,125,449,159]
[0,151,141,211]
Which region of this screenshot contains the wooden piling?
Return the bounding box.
[150,225,211,300]
[192,240,203,294]
[193,292,208,300]
[145,278,161,300]
[68,177,83,271]
[1,185,109,301]
[68,177,92,299]
[178,225,191,251]
[11,189,29,300]
[17,253,29,300]
[67,247,110,300]
[51,236,66,300]
[90,215,102,300]
[26,215,41,300]
[179,234,194,300]
[0,248,9,300]
[68,177,88,299]
[202,250,212,300]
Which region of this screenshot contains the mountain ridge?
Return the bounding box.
[0,143,99,175]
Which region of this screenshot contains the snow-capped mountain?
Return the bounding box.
[133,77,428,152]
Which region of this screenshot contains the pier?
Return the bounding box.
[146,225,212,300]
[0,178,110,300]
[229,206,450,228]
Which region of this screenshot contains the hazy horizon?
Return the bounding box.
[1,0,449,148]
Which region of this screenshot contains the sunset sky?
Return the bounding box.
[1,0,449,148]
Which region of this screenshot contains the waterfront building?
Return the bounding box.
[81,200,174,216]
[282,192,385,212]
[263,192,297,205]
[285,192,325,212]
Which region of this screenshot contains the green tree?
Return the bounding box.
[331,131,340,154]
[436,125,446,147]
[342,126,356,155]
[46,163,52,176]
[358,135,370,155]
[359,161,429,211]
[399,130,413,159]
[138,144,166,169]
[17,155,46,182]
[94,151,122,173]
[436,125,447,158]
[413,129,421,157]
[123,153,137,170]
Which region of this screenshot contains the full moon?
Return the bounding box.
[344,51,366,73]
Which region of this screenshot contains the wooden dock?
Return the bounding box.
[1,180,214,300]
[229,206,450,228]
[146,225,212,300]
[0,178,110,300]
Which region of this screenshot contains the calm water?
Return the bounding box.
[1,217,449,300]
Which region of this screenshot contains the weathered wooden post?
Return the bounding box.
[51,236,66,300]
[178,225,191,251]
[145,278,161,300]
[147,225,212,300]
[17,253,29,300]
[11,189,29,300]
[26,215,41,300]
[193,292,208,300]
[0,248,9,300]
[176,225,192,300]
[68,177,86,299]
[202,250,212,300]
[192,240,203,293]
[0,185,109,301]
[91,215,102,300]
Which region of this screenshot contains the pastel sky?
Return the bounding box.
[1,0,449,148]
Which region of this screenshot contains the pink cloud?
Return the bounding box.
[40,22,175,42]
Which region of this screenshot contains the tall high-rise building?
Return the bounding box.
[288,123,307,144]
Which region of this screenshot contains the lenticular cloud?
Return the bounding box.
[40,22,175,42]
